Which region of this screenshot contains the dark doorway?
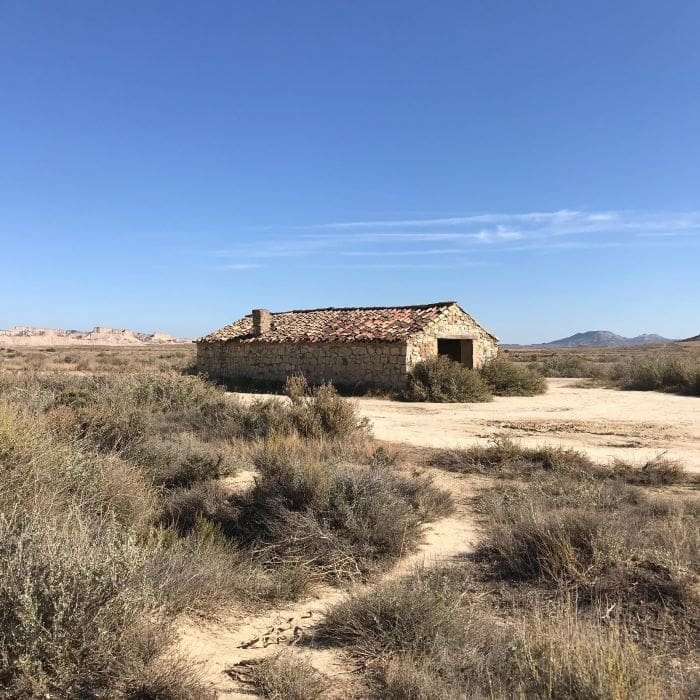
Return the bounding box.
[438,338,474,369]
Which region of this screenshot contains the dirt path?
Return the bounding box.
[356,379,700,472]
[177,467,483,698]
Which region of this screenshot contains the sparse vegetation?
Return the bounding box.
[320,445,700,698]
[479,356,547,396]
[236,652,329,700]
[427,437,691,486]
[403,355,492,402]
[612,356,700,395]
[0,362,451,695]
[404,355,546,402]
[507,344,700,395]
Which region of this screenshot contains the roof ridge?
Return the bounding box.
[265,301,457,315]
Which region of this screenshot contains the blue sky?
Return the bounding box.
[1,1,698,343]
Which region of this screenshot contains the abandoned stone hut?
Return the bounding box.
[196,301,498,389]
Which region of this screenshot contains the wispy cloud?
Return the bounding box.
[212,262,262,270]
[208,209,700,269]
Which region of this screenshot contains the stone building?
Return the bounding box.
[196,302,498,389]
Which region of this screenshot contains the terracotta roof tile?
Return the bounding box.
[198,302,457,344]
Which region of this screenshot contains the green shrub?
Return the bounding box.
[403,356,492,402]
[479,357,547,396]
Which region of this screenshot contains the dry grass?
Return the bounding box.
[320,565,671,699]
[507,343,700,395]
[0,343,195,374]
[231,652,329,699]
[0,363,449,695]
[428,436,690,486]
[319,442,699,698]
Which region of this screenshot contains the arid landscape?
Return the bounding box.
[0,342,697,698]
[4,4,698,698]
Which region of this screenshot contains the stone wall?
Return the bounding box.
[406,305,499,369]
[196,340,408,388]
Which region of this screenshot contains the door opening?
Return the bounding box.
[437,338,474,369]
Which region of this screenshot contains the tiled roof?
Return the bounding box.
[198,302,459,343]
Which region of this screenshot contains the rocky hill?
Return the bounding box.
[538,330,675,348]
[0,326,189,346]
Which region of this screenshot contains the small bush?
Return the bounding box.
[611,455,686,486]
[428,437,594,478]
[239,652,328,700]
[479,357,547,396]
[226,438,452,583]
[536,355,606,378]
[486,509,603,584]
[132,435,233,489]
[0,513,170,698]
[403,356,492,402]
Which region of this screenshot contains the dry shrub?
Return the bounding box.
[403,355,492,402]
[0,512,172,698]
[428,437,594,478]
[239,651,328,700]
[613,356,700,395]
[486,510,603,584]
[160,480,236,534]
[285,380,371,440]
[479,357,547,396]
[476,475,700,644]
[132,435,233,489]
[221,437,452,584]
[506,607,664,700]
[611,454,687,485]
[321,566,667,699]
[429,438,693,488]
[0,401,157,529]
[536,355,607,378]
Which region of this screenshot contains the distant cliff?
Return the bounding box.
[0,326,189,346]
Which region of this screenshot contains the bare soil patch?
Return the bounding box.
[353,379,700,472]
[176,465,483,698]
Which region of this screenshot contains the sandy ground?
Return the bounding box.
[178,380,699,696]
[177,468,483,698]
[355,379,700,472]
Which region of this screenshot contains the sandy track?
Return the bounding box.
[177,468,482,698]
[356,379,700,472]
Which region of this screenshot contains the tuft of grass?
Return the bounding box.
[403,355,492,402]
[320,566,666,699]
[428,437,594,478]
[479,357,548,396]
[236,652,328,700]
[230,651,330,700]
[610,454,687,486]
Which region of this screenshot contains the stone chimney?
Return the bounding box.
[252,308,271,336]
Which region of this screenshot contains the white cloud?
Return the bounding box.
[207,210,700,266]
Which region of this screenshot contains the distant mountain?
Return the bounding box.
[537,330,675,348]
[680,333,700,342]
[0,326,190,346]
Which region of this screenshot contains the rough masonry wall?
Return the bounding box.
[197,340,408,388]
[406,305,499,369]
